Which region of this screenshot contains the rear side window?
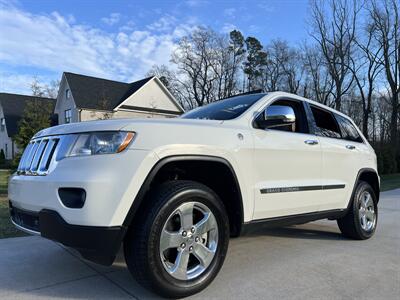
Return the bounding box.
[310,105,341,139]
[335,114,363,143]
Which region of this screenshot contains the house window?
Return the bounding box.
[0,118,5,132]
[65,109,72,123]
[66,89,71,99]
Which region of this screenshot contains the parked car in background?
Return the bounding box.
[9,92,379,298]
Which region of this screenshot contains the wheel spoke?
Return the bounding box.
[361,215,367,229]
[193,243,214,268]
[195,212,217,235]
[364,193,371,207]
[160,230,183,252]
[178,202,194,229]
[170,249,190,280]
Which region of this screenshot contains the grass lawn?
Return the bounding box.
[0,169,399,239]
[0,169,26,238]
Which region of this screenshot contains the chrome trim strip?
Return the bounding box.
[11,219,41,236]
[260,184,345,194]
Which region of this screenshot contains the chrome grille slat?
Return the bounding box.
[17,137,60,176]
[30,140,48,173]
[18,143,33,172]
[23,142,39,173]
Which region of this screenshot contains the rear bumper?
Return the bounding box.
[10,202,126,265]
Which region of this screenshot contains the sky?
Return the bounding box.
[0,0,310,95]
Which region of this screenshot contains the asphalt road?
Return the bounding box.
[0,189,399,299]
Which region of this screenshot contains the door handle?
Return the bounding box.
[304,140,319,145]
[346,145,356,150]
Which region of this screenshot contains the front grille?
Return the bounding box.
[10,203,40,233]
[17,137,59,176]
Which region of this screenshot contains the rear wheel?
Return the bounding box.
[337,181,378,240]
[124,180,229,298]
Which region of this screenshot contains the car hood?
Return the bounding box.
[34,118,224,138]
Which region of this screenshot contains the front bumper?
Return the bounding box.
[8,149,157,227]
[10,202,125,265]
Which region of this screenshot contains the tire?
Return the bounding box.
[124,180,230,298]
[337,181,378,240]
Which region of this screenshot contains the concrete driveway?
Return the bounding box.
[1,189,399,300]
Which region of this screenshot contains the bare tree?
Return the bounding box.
[30,77,60,98]
[368,0,399,148]
[310,0,360,110]
[303,45,334,105]
[171,27,220,107]
[348,18,383,138]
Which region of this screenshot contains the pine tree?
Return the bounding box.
[244,37,267,91]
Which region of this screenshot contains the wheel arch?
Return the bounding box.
[122,155,244,237]
[349,168,380,207]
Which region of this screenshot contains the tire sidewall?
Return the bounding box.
[146,186,229,297]
[352,182,378,239]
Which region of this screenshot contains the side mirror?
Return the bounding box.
[255,105,296,129]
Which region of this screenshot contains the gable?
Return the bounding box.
[116,78,184,115]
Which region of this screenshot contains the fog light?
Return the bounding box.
[58,188,86,209]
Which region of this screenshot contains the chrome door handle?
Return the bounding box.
[346,145,356,150]
[304,140,318,145]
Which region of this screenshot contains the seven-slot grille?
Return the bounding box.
[17,137,59,175]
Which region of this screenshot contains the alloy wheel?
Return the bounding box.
[159,201,219,280]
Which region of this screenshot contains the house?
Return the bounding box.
[0,93,56,160]
[54,72,184,124]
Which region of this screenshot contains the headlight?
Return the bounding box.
[67,131,135,157]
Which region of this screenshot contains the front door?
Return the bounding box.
[252,99,323,220]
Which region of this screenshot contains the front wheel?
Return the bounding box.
[124,180,229,298]
[337,181,378,240]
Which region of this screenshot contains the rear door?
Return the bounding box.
[252,98,324,220]
[308,105,364,210]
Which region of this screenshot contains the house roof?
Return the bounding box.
[0,93,56,137]
[64,72,155,111]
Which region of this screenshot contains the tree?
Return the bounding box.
[243,37,267,91]
[226,30,246,96]
[171,27,220,107]
[30,77,60,98]
[262,40,304,94]
[348,17,383,139]
[310,0,359,110]
[368,0,399,149]
[303,45,334,105]
[14,79,55,150]
[14,99,53,150]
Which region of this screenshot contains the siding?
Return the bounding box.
[0,105,18,160]
[55,79,79,124]
[117,79,181,112]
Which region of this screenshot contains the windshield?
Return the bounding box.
[181,94,266,120]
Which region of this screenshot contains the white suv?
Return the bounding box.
[9,92,379,298]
